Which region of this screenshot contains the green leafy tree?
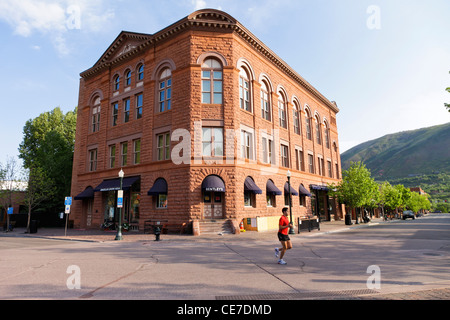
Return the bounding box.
[18,107,77,213]
[380,182,402,218]
[329,161,377,223]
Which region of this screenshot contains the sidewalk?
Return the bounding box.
[1,217,386,243]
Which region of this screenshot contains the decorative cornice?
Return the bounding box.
[80,9,339,113]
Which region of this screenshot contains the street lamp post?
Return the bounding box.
[115,169,124,241]
[287,170,295,234]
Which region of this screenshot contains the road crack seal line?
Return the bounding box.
[223,243,300,293]
[79,260,156,299]
[302,242,322,258]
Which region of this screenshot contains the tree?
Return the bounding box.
[329,161,377,224]
[18,107,77,213]
[0,157,22,231]
[380,182,402,218]
[21,167,54,233]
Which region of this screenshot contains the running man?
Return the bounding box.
[275,207,293,265]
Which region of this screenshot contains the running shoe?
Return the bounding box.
[278,259,287,265]
[274,248,279,258]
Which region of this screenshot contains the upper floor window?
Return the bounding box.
[202,127,224,157]
[91,97,101,133]
[89,149,97,172]
[136,93,143,119]
[240,129,254,160]
[158,68,172,112]
[137,64,144,81]
[315,115,321,145]
[239,68,251,112]
[114,75,120,91]
[278,93,287,129]
[202,58,222,104]
[133,139,141,165]
[112,102,118,126]
[123,98,130,123]
[324,121,330,148]
[293,102,300,135]
[157,132,171,161]
[261,81,271,121]
[281,144,289,168]
[305,108,312,140]
[125,70,132,86]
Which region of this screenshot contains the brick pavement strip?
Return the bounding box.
[357,287,450,300]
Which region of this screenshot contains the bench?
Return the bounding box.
[162,223,187,234]
[297,218,320,233]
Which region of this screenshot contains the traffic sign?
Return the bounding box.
[65,197,72,206]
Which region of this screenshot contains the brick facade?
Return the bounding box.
[71,9,344,234]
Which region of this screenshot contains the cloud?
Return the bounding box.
[0,0,114,55]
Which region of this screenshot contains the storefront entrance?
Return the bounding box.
[201,175,225,220]
[203,192,223,219]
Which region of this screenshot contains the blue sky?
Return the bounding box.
[0,0,449,167]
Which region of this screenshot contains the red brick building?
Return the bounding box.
[70,9,344,234]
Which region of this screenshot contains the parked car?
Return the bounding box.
[402,210,415,220]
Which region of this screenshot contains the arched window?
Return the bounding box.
[278,91,287,129]
[91,96,101,133]
[113,75,120,91]
[261,80,271,121]
[158,68,172,112]
[324,120,330,148]
[137,64,144,81]
[202,58,223,104]
[305,108,312,140]
[293,101,300,135]
[315,114,321,145]
[239,68,251,112]
[125,70,131,86]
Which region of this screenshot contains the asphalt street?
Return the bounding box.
[0,214,449,301]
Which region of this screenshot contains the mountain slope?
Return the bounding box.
[341,122,450,179]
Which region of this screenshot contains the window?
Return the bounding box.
[299,184,307,207]
[261,137,274,164]
[157,194,168,208]
[121,142,128,166]
[125,70,131,86]
[89,149,97,172]
[324,121,330,148]
[112,102,119,126]
[109,145,116,168]
[295,149,304,171]
[293,102,300,135]
[308,154,314,173]
[335,162,340,179]
[157,133,170,161]
[315,115,321,144]
[202,58,222,104]
[158,68,172,112]
[137,64,144,81]
[136,93,143,119]
[261,81,271,121]
[281,144,289,168]
[240,130,253,160]
[133,139,141,165]
[123,99,130,123]
[91,100,100,133]
[327,160,333,178]
[114,75,120,91]
[318,156,324,176]
[305,109,312,140]
[239,68,251,112]
[202,127,223,157]
[278,93,287,129]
